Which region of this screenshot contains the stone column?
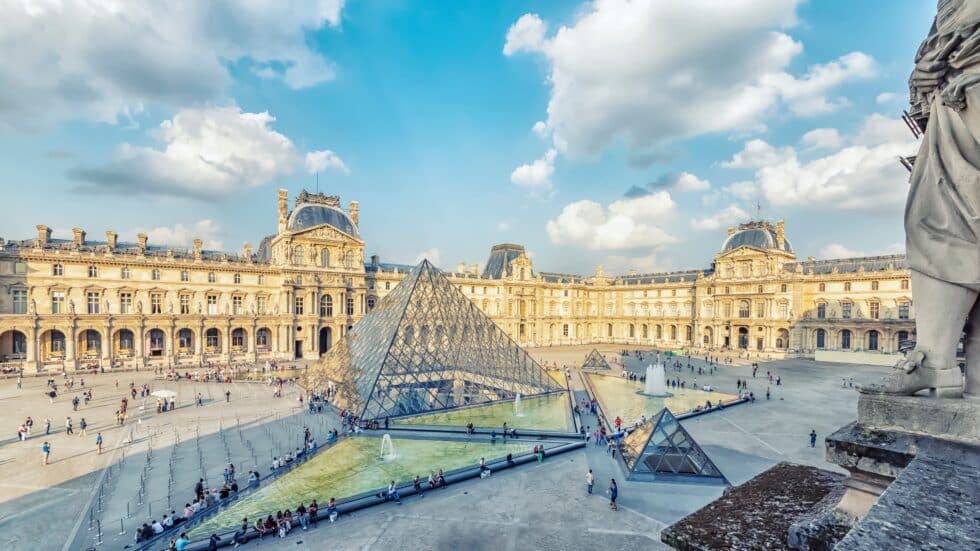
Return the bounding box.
[25,324,38,373]
[66,323,77,371]
[135,323,145,370]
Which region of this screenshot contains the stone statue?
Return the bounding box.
[862,0,980,398]
[29,299,36,315]
[136,301,142,314]
[68,300,75,314]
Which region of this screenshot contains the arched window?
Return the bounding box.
[641,324,648,338]
[776,328,789,349]
[897,330,909,349]
[148,329,164,354]
[841,329,852,350]
[739,300,750,318]
[629,324,635,338]
[656,325,663,339]
[367,297,376,310]
[292,245,304,265]
[320,294,333,317]
[53,263,63,276]
[206,328,220,349]
[344,250,355,269]
[231,328,245,349]
[670,325,677,340]
[607,323,613,337]
[685,325,693,341]
[178,329,193,350]
[816,329,826,349]
[867,330,879,351]
[321,249,330,267]
[88,265,98,278]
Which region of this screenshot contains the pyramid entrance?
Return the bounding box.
[581,348,611,370]
[620,407,728,484]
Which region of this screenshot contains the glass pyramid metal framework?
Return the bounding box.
[311,259,565,421]
[620,408,728,484]
[581,348,611,370]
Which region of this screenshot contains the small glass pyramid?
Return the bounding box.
[310,259,565,421]
[581,348,611,370]
[620,407,728,484]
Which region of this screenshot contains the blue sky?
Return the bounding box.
[0,0,935,274]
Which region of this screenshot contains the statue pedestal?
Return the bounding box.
[857,393,979,443]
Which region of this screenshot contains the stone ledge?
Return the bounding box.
[857,394,980,443]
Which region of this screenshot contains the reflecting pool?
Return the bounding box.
[191,436,529,536]
[393,393,573,431]
[587,374,737,426]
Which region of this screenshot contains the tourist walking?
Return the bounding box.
[96,432,103,454]
[79,417,88,437]
[65,417,73,435]
[809,430,817,448]
[42,441,51,465]
[44,417,51,435]
[586,469,594,494]
[608,479,618,510]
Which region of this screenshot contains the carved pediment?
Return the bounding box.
[291,225,361,243]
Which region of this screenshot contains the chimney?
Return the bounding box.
[72,227,86,248]
[243,242,253,263]
[137,233,148,253]
[349,200,360,226]
[456,262,467,273]
[36,225,51,245]
[193,239,203,260]
[105,231,118,249]
[775,220,786,249]
[371,255,380,266]
[470,264,479,275]
[278,188,289,234]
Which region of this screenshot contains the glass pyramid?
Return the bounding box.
[620,407,728,484]
[310,259,565,421]
[581,348,611,370]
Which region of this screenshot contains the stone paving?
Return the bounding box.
[0,347,894,550]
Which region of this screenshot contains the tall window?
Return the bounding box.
[51,291,66,314]
[816,329,826,349]
[867,330,879,351]
[841,329,852,349]
[180,270,189,282]
[901,279,910,290]
[755,301,765,318]
[87,292,100,314]
[292,245,304,265]
[88,265,98,278]
[320,295,332,317]
[234,273,241,284]
[563,324,570,337]
[149,330,164,353]
[152,269,161,281]
[817,303,826,319]
[13,262,25,275]
[321,249,330,267]
[346,296,355,315]
[757,285,763,293]
[294,296,304,315]
[844,282,851,291]
[778,302,788,319]
[207,294,217,315]
[208,272,216,283]
[739,300,750,318]
[180,294,190,315]
[386,281,391,290]
[842,302,852,319]
[53,263,63,276]
[178,329,193,349]
[871,280,879,291]
[367,297,376,310]
[818,283,826,292]
[898,301,910,319]
[232,328,245,348]
[151,293,162,314]
[12,289,27,314]
[119,292,132,314]
[897,330,909,344]
[780,283,787,292]
[258,275,265,285]
[206,328,219,348]
[232,296,243,315]
[257,296,267,315]
[869,302,880,319]
[256,328,269,348]
[121,267,130,279]
[50,331,65,354]
[344,250,354,269]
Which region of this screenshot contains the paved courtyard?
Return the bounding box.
[0,348,893,550]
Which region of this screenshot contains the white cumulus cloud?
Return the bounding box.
[800,128,843,150]
[875,92,897,104]
[0,0,346,128]
[691,204,750,231]
[722,139,794,168]
[414,248,441,267]
[503,0,874,164]
[125,220,225,251]
[511,149,558,192]
[546,191,676,250]
[673,172,711,192]
[69,106,299,198]
[819,242,904,259]
[305,150,350,175]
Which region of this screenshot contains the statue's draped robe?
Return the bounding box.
[906,2,980,287]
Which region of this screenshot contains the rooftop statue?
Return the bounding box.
[862,0,980,397]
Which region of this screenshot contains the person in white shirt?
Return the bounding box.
[152,520,164,534]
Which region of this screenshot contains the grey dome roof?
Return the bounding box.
[287,204,359,236]
[721,225,793,253]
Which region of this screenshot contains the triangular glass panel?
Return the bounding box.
[620,407,728,484]
[309,259,564,421]
[581,348,611,370]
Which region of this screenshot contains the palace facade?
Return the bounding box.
[0,189,914,372]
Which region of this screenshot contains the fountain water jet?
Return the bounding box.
[514,393,524,417]
[379,433,397,460]
[641,364,672,397]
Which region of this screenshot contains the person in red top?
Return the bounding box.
[614,416,622,430]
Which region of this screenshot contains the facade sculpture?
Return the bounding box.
[863,0,980,397]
